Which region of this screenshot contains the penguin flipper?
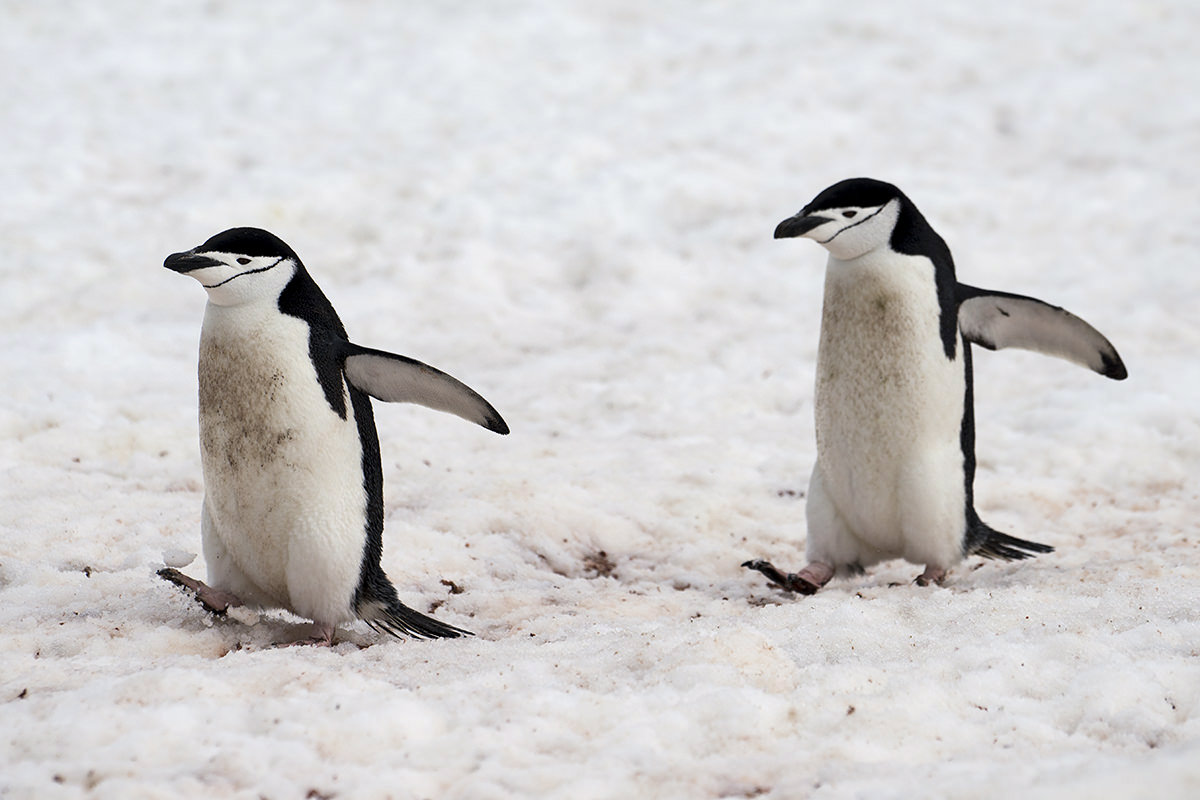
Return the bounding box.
[956,284,1127,380]
[955,284,1123,379]
[342,344,509,434]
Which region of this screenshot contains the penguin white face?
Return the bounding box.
[775,178,905,262]
[165,228,300,307]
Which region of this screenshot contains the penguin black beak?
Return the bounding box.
[774,214,832,239]
[164,251,223,273]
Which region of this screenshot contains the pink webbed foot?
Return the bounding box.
[743,559,834,595]
[279,623,336,648]
[915,565,947,587]
[158,568,243,615]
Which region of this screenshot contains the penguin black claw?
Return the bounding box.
[741,559,826,595]
[157,567,242,616]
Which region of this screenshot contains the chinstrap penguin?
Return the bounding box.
[744,178,1126,594]
[161,227,508,645]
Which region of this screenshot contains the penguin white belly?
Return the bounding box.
[809,251,966,569]
[197,302,367,625]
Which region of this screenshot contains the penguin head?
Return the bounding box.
[775,178,907,261]
[164,227,301,307]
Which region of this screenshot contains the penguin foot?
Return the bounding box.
[742,559,833,595]
[158,568,243,615]
[915,565,947,587]
[278,623,336,648]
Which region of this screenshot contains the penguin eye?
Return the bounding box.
[236,257,251,265]
[842,210,858,219]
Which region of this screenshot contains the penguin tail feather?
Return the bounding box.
[362,601,474,640]
[965,509,1053,561]
[973,531,1055,561]
[967,516,1054,561]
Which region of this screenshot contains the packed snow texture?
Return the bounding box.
[2,1,1199,797]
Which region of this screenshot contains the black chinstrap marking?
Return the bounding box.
[817,203,889,245]
[201,257,285,289]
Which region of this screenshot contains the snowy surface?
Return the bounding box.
[2,1,1199,797]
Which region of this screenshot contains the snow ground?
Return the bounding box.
[1,1,1198,797]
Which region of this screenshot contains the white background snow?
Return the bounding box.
[2,1,1198,797]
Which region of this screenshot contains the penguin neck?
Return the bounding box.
[822,247,932,298]
[198,296,309,366]
[202,294,285,330]
[819,248,953,360]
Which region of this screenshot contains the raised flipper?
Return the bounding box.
[341,343,509,434]
[956,284,1127,380]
